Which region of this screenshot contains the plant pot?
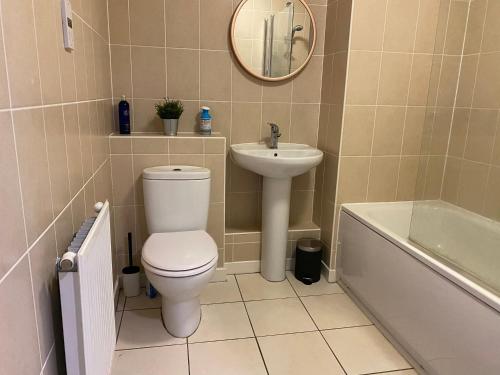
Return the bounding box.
[163,118,179,136]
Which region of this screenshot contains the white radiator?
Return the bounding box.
[58,201,115,375]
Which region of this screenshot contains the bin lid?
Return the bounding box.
[297,238,322,253]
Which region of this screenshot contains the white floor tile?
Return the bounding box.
[200,275,242,304]
[189,338,267,375]
[111,345,188,375]
[379,371,417,375]
[323,326,410,375]
[302,294,371,329]
[236,273,296,301]
[124,289,161,310]
[116,309,185,350]
[286,271,344,296]
[246,298,316,336]
[258,332,344,375]
[189,302,253,343]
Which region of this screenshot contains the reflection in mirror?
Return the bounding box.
[232,0,316,81]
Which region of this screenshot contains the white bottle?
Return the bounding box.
[199,106,212,136]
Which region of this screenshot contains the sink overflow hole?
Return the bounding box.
[274,153,278,157]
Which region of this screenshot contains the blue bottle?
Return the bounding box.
[199,106,212,136]
[118,95,130,134]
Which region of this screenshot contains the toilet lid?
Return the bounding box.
[142,230,218,272]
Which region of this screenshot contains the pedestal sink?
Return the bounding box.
[230,143,324,281]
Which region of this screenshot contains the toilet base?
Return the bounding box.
[161,297,201,338]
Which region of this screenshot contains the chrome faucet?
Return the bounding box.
[268,123,281,149]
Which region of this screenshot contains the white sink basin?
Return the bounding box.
[230,143,324,282]
[230,143,323,178]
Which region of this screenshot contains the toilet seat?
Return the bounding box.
[142,230,218,277]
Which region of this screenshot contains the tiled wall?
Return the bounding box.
[109,135,226,269]
[314,0,471,270]
[107,0,328,240]
[312,0,351,268]
[0,0,113,373]
[441,0,500,220]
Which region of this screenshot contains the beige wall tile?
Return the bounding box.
[78,103,93,180]
[397,156,420,200]
[408,54,433,106]
[200,51,231,101]
[29,227,58,360]
[463,0,487,54]
[71,189,86,230]
[109,0,130,44]
[230,161,261,193]
[473,52,500,109]
[169,138,203,154]
[132,47,166,99]
[464,109,497,163]
[367,156,399,202]
[166,0,200,48]
[402,107,426,155]
[334,0,352,52]
[231,103,261,144]
[207,202,224,248]
[110,137,133,154]
[455,54,479,108]
[44,107,70,215]
[430,107,453,155]
[0,258,41,375]
[227,192,261,230]
[233,242,261,261]
[341,106,375,156]
[433,0,452,54]
[448,108,469,157]
[481,0,500,53]
[337,157,370,204]
[132,137,168,154]
[34,0,62,105]
[444,0,469,55]
[0,26,9,109]
[414,0,440,53]
[200,0,232,50]
[423,156,445,199]
[290,190,314,226]
[437,56,461,107]
[64,105,84,196]
[442,156,461,203]
[13,109,53,244]
[130,0,165,46]
[2,0,41,107]
[457,160,488,212]
[73,18,89,101]
[133,98,164,133]
[292,56,323,103]
[262,80,292,103]
[167,48,199,100]
[0,112,27,278]
[346,51,381,105]
[350,0,386,51]
[483,166,500,220]
[383,0,419,52]
[111,155,135,206]
[372,106,405,156]
[176,100,201,133]
[378,53,412,106]
[54,205,74,255]
[290,104,320,147]
[205,155,225,203]
[321,154,338,203]
[111,46,132,98]
[204,138,226,154]
[114,205,136,253]
[232,63,262,102]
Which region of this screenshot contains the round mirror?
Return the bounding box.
[231,0,317,82]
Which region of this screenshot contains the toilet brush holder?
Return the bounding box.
[122,266,140,297]
[122,232,141,297]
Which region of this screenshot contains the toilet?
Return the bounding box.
[141,165,218,338]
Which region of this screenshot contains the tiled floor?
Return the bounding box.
[113,272,417,375]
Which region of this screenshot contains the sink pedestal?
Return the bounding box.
[261,177,292,281]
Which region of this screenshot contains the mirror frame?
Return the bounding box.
[230,0,317,82]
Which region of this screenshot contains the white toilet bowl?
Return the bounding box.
[141,230,218,338]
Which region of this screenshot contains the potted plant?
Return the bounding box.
[155,98,184,136]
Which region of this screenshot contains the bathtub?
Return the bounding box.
[338,201,500,375]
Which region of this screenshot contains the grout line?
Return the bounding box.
[234,274,270,375]
[27,253,44,368]
[39,342,56,374]
[360,367,415,375]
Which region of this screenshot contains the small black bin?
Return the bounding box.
[294,238,322,285]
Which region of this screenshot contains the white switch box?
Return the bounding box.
[61,0,74,50]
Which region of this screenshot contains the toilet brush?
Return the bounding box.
[122,232,141,297]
